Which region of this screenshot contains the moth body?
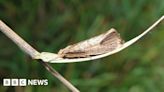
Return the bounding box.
[58,28,124,58]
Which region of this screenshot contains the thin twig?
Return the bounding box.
[0,20,79,92]
[40,15,164,63]
[0,20,40,59]
[39,60,79,92]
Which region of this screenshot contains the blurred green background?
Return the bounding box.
[0,0,164,92]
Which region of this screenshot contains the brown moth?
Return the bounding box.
[58,28,124,58]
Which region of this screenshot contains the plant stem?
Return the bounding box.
[0,20,40,59]
[0,20,79,92]
[39,60,79,92]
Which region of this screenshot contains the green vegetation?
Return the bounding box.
[0,0,164,92]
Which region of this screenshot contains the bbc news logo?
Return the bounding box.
[3,79,48,86]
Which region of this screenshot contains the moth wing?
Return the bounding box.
[58,28,124,58]
[100,28,124,45]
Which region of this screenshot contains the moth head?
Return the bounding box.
[58,45,72,56]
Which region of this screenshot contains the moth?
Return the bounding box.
[58,28,124,58]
